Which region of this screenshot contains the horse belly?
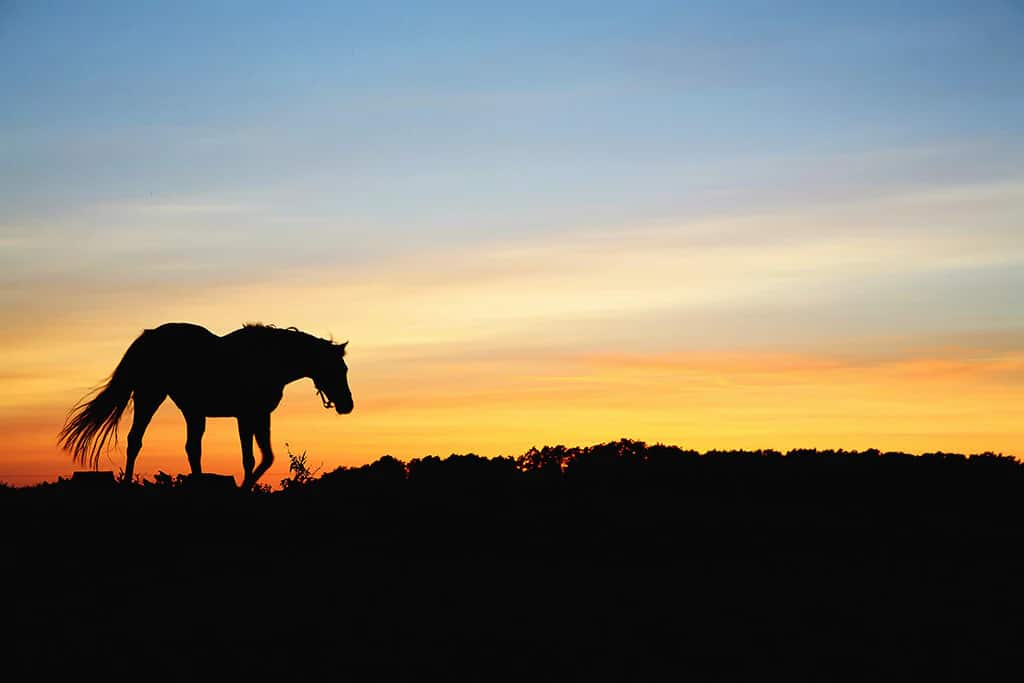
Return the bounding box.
[169,389,239,418]
[169,382,283,418]
[165,366,239,416]
[161,350,282,416]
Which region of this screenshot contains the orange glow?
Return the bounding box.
[3,342,1021,486]
[3,185,1022,486]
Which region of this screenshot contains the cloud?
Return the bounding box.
[1,176,1022,483]
[208,176,1023,353]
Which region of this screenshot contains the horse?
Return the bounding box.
[58,322,353,489]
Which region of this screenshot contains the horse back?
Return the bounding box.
[147,322,219,342]
[137,323,227,380]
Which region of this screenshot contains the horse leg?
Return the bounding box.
[124,392,164,484]
[237,417,255,489]
[184,413,206,476]
[248,413,275,490]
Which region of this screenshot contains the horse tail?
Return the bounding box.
[58,330,150,469]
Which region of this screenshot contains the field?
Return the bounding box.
[4,440,1022,679]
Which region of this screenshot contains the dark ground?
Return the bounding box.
[3,440,1023,680]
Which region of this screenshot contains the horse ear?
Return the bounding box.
[338,341,348,356]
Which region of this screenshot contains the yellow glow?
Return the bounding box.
[2,183,1022,485]
[3,343,1021,486]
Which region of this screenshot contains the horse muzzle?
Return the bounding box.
[335,397,354,415]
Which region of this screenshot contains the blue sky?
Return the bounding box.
[2,0,1022,305]
[4,1,1022,228]
[2,0,1023,337]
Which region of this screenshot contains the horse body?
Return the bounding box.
[152,323,289,417]
[59,323,352,488]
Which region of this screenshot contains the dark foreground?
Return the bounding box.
[4,440,1023,680]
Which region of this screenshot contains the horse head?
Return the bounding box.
[313,341,354,415]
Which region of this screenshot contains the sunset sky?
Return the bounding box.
[2,1,1022,485]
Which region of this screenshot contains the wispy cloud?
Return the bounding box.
[2,176,1022,482]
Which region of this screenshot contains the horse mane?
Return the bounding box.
[241,322,346,354]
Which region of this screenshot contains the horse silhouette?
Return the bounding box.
[58,323,353,489]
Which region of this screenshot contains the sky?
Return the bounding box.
[1,1,1022,485]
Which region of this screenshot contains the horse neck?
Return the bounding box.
[268,334,320,385]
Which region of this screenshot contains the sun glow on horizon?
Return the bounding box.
[3,338,1022,486]
[3,183,1024,485]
